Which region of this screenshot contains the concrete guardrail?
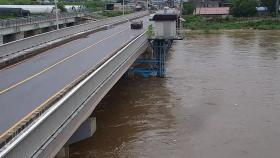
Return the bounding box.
[0,13,84,28]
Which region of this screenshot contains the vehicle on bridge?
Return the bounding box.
[131,20,143,29]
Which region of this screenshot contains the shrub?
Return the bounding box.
[230,0,258,17]
[182,2,195,15]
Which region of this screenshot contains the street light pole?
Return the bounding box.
[123,0,125,15]
[54,0,59,30]
[180,0,182,28]
[276,0,279,18]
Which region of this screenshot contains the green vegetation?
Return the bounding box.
[182,2,195,15]
[57,2,67,13]
[147,24,155,38]
[230,0,258,17]
[84,0,105,12]
[99,10,131,17]
[0,0,38,5]
[182,15,280,30]
[0,15,18,19]
[180,0,280,30]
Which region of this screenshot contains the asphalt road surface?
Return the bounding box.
[0,16,149,138]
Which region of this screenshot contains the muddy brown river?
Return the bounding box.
[70,31,280,158]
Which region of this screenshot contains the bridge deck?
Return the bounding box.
[0,16,149,138]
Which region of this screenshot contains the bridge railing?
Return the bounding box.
[0,31,148,158]
[0,13,84,28]
[0,11,148,60]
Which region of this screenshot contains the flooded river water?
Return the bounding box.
[70,31,280,158]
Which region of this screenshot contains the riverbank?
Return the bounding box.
[182,15,280,30]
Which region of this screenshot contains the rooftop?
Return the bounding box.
[195,7,230,15]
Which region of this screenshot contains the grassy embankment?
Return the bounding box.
[0,0,37,5]
[183,15,280,30]
[100,11,131,17]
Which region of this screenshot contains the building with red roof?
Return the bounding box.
[195,7,230,17]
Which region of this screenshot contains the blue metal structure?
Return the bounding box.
[127,8,180,78]
[128,39,172,78]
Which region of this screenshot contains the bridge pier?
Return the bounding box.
[55,146,69,158]
[14,32,24,41]
[24,29,43,38]
[44,26,56,32]
[0,35,3,45]
[67,117,96,145]
[55,117,96,158]
[59,24,67,29]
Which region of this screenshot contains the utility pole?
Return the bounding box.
[54,0,59,30]
[123,0,125,15]
[276,0,279,18]
[180,0,182,29]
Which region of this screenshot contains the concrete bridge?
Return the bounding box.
[0,13,87,45]
[0,10,179,158]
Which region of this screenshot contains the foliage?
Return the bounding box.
[182,2,195,15]
[0,0,38,4]
[147,24,155,38]
[100,10,131,17]
[230,0,258,17]
[182,15,280,30]
[57,2,67,13]
[85,0,105,11]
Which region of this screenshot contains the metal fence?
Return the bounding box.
[0,13,84,28]
[0,11,149,59]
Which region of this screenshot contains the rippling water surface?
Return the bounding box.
[70,31,280,158]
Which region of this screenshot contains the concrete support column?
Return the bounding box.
[43,26,55,33]
[32,29,42,35]
[59,24,67,29]
[0,35,3,45]
[55,146,69,158]
[55,117,96,157]
[67,117,96,145]
[14,32,24,41]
